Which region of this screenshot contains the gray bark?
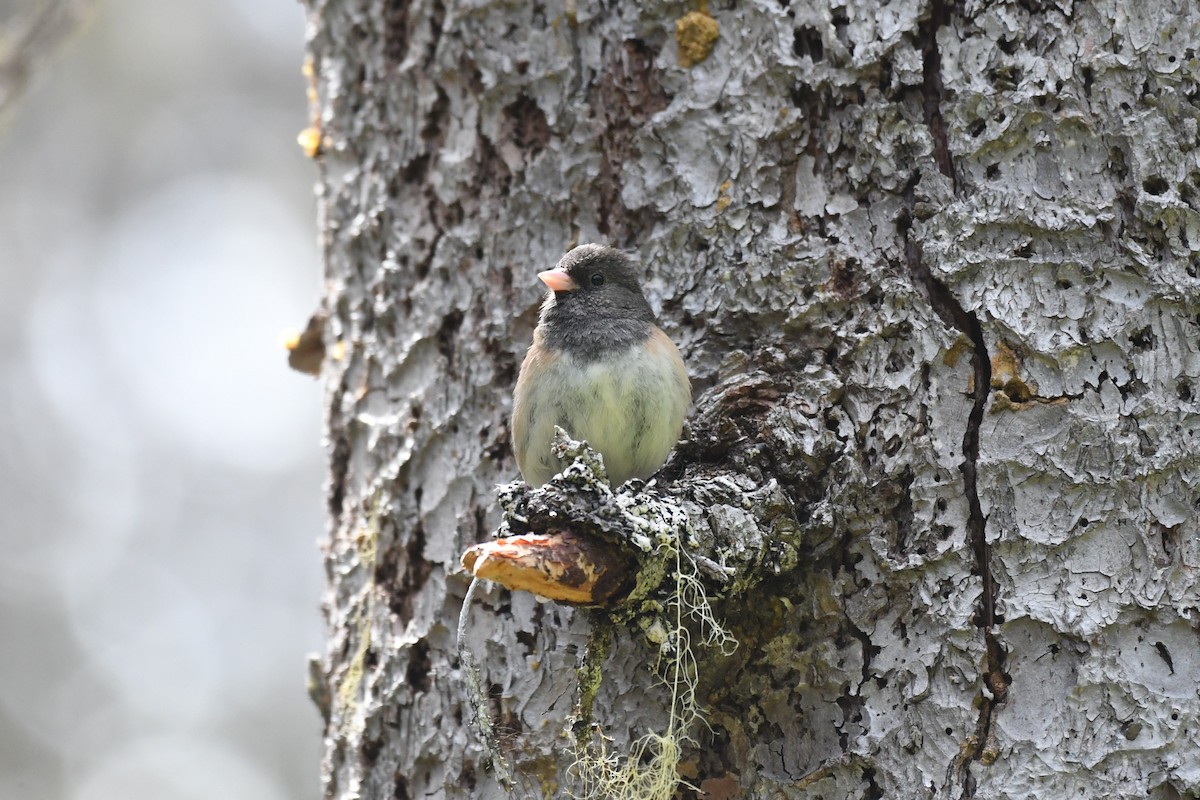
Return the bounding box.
[304,0,1200,798]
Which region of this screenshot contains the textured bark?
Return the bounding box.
[305,0,1200,798]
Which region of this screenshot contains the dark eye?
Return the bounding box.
[590,272,605,287]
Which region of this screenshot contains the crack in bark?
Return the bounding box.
[919,0,958,195]
[905,1,1007,794]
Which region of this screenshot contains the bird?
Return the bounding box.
[511,244,691,488]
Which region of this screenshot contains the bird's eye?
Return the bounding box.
[590,272,605,287]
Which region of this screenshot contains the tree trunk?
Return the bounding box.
[304,1,1200,797]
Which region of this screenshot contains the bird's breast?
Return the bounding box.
[515,337,689,486]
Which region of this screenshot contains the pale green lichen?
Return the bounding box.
[568,518,736,800]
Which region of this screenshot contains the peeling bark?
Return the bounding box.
[305,1,1200,798]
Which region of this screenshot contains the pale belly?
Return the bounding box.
[517,344,688,487]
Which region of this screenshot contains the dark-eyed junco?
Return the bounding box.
[512,244,691,488]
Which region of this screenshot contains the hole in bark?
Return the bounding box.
[1156,642,1176,673]
[985,163,1000,179]
[863,767,884,800]
[987,65,1021,89]
[402,153,431,183]
[422,0,446,68]
[793,26,824,61]
[832,10,850,47]
[406,639,432,693]
[502,94,552,153]
[968,119,986,137]
[789,81,814,109]
[476,134,513,199]
[386,520,434,623]
[382,3,411,64]
[1014,241,1034,258]
[362,734,383,766]
[877,54,894,93]
[998,36,1018,55]
[1178,380,1193,401]
[1143,176,1169,195]
[1130,326,1155,349]
[394,773,412,800]
[867,286,884,308]
[437,309,465,364]
[421,87,450,140]
[1108,147,1129,179]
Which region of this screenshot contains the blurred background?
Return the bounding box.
[0,1,325,799]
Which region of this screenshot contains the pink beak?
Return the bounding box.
[537,268,579,293]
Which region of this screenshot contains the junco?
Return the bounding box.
[512,244,691,488]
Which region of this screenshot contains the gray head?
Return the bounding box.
[537,244,657,360]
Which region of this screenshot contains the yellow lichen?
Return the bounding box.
[990,339,1038,408]
[675,11,719,68]
[942,336,974,368]
[979,734,1001,766]
[715,180,733,212]
[989,339,1022,388]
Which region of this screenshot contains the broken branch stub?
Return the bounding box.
[462,371,841,605]
[461,432,685,606]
